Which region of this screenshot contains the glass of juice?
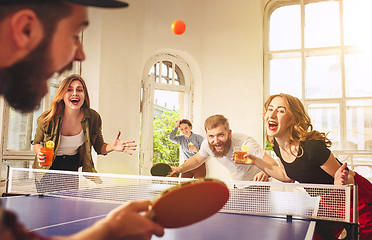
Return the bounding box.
[233,147,247,163]
[233,145,252,164]
[40,142,54,166]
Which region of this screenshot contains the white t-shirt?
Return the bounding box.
[198,133,265,181]
[56,130,84,156]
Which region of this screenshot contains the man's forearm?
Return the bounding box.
[179,156,202,173]
[169,127,178,142]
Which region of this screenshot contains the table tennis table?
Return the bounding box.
[1,194,316,240]
[1,167,359,240]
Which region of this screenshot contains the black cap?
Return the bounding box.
[0,0,128,8]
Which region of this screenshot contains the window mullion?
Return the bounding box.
[301,0,306,101]
[339,0,346,150]
[159,61,163,83]
[339,99,347,150]
[172,62,175,85]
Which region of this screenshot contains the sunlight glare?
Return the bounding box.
[344,0,372,53]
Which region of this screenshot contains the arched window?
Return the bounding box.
[139,50,196,175]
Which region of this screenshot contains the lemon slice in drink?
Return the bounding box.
[241,145,250,152]
[46,141,55,149]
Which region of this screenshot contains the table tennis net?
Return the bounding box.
[5,167,356,223]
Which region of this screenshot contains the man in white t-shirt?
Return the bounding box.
[170,114,278,181]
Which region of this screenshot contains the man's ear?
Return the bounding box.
[10,9,43,50]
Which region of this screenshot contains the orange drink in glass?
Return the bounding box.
[233,148,247,163]
[233,145,251,164]
[40,147,54,166]
[40,141,55,166]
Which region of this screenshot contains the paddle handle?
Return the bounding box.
[145,205,158,223]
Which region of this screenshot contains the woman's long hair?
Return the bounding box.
[38,74,90,124]
[264,93,331,150]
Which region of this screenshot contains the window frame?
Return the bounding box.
[263,0,372,172]
[0,63,81,179]
[139,50,195,175]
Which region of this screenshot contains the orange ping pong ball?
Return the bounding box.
[171,20,186,35]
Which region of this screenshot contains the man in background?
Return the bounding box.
[0,1,164,239]
[169,119,205,178]
[170,114,276,181]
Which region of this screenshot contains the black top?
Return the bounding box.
[273,140,335,184]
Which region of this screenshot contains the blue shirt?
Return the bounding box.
[169,127,204,161]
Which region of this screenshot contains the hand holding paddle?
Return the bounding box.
[72,200,164,240]
[168,166,181,177]
[146,178,229,228]
[151,163,176,177]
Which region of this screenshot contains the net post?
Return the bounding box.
[345,184,351,222]
[5,165,12,194]
[352,184,359,240]
[353,184,358,224]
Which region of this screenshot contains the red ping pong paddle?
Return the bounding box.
[146,178,229,228]
[150,163,173,177]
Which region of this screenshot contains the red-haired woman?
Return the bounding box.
[241,93,372,240]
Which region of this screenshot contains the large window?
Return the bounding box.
[1,65,80,179]
[140,51,194,175]
[265,0,372,177]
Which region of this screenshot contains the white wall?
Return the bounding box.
[80,8,103,168]
[200,0,265,179]
[82,0,266,179]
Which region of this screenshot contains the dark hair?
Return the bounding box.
[179,119,192,127]
[0,2,72,38]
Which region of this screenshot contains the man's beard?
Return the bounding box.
[208,136,232,158]
[0,37,72,113]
